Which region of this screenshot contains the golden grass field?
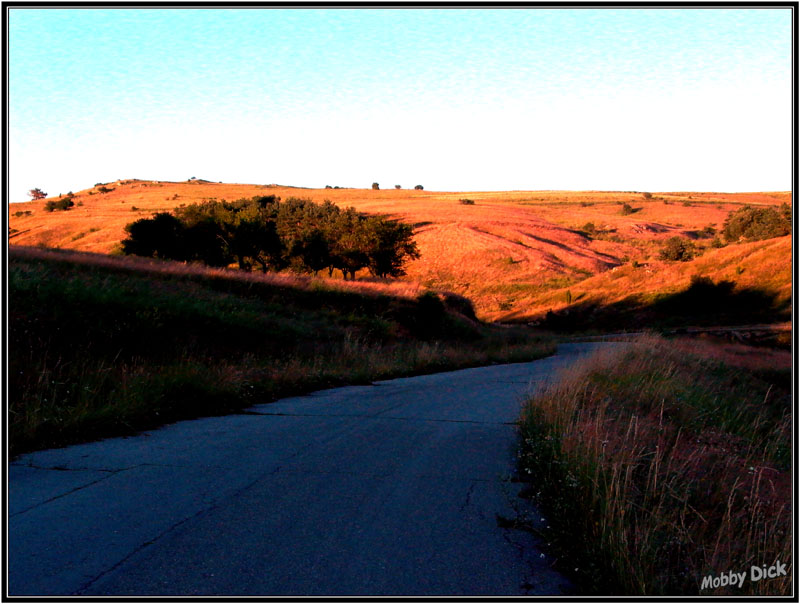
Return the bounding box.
[9,179,791,321]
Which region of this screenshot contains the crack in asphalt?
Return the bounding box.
[72,448,314,595]
[10,465,139,518]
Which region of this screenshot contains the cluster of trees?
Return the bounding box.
[121,196,420,279]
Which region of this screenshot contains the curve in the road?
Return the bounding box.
[9,342,620,596]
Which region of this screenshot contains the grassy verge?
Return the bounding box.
[10,246,555,456]
[517,335,791,596]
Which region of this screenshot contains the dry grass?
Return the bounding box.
[518,336,791,595]
[10,246,554,455]
[9,180,791,320]
[502,236,792,323]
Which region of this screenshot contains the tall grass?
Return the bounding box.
[518,336,791,595]
[10,248,554,456]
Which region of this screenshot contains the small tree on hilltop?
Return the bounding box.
[372,182,380,190]
[414,185,424,190]
[28,188,47,200]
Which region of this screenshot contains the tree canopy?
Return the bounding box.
[121,196,420,280]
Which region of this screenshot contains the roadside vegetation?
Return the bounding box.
[9,246,554,456]
[517,336,791,596]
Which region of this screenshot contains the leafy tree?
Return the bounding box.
[363,217,420,278]
[28,188,47,200]
[414,185,424,190]
[371,182,380,190]
[329,208,371,279]
[722,205,790,243]
[290,228,331,274]
[121,213,186,260]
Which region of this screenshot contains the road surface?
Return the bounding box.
[9,342,616,596]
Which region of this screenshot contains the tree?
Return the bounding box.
[363,217,420,278]
[290,228,331,274]
[371,182,380,190]
[414,185,424,190]
[395,185,401,189]
[121,213,187,260]
[28,188,47,200]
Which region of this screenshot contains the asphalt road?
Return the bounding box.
[9,342,617,596]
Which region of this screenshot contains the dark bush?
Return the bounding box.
[372,182,380,190]
[659,237,696,262]
[620,203,636,215]
[459,199,475,205]
[722,205,791,242]
[414,185,424,190]
[44,197,75,212]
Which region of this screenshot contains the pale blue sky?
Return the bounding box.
[8,7,793,201]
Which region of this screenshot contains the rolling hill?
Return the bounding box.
[9,179,791,323]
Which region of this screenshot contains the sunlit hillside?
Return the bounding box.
[9,179,791,321]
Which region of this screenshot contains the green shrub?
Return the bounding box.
[620,203,636,215]
[44,197,75,212]
[659,236,696,262]
[722,205,791,242]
